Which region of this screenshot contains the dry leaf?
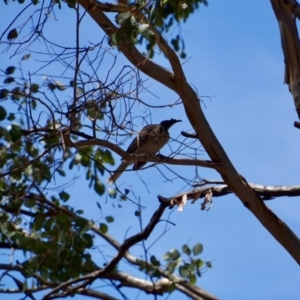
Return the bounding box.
[169,198,175,208]
[191,190,202,204]
[201,189,213,211]
[177,194,187,212]
[7,28,18,41]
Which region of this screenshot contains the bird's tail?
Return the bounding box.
[106,161,131,184]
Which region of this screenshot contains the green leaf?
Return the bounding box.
[143,29,155,45]
[163,248,180,261]
[9,124,22,142]
[96,202,102,212]
[79,222,92,235]
[57,169,66,177]
[30,84,39,93]
[31,215,45,231]
[192,243,203,256]
[99,223,108,233]
[25,143,38,157]
[0,89,9,99]
[0,106,7,121]
[4,77,14,84]
[75,218,89,231]
[82,233,93,248]
[116,12,131,24]
[138,24,149,34]
[103,150,114,165]
[7,113,15,121]
[179,265,190,277]
[11,87,23,100]
[155,11,163,27]
[94,180,105,196]
[5,66,16,75]
[194,258,204,268]
[67,0,77,8]
[171,37,180,51]
[167,261,176,274]
[188,273,197,285]
[48,82,56,91]
[59,191,70,202]
[24,199,35,208]
[163,251,172,261]
[22,54,31,60]
[105,216,114,223]
[80,154,90,167]
[56,212,71,226]
[150,255,160,266]
[182,244,191,256]
[169,248,180,260]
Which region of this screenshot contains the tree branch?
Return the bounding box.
[161,182,300,207]
[62,132,218,170]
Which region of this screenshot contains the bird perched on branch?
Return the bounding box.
[107,119,181,184]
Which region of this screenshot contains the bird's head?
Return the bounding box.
[160,118,182,130]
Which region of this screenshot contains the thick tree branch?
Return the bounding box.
[271,0,300,118]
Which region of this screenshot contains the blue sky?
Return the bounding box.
[1,0,300,299]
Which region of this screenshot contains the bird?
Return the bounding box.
[107,119,181,184]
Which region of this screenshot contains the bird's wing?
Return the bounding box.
[126,124,155,154]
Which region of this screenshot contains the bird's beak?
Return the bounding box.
[172,119,182,123]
